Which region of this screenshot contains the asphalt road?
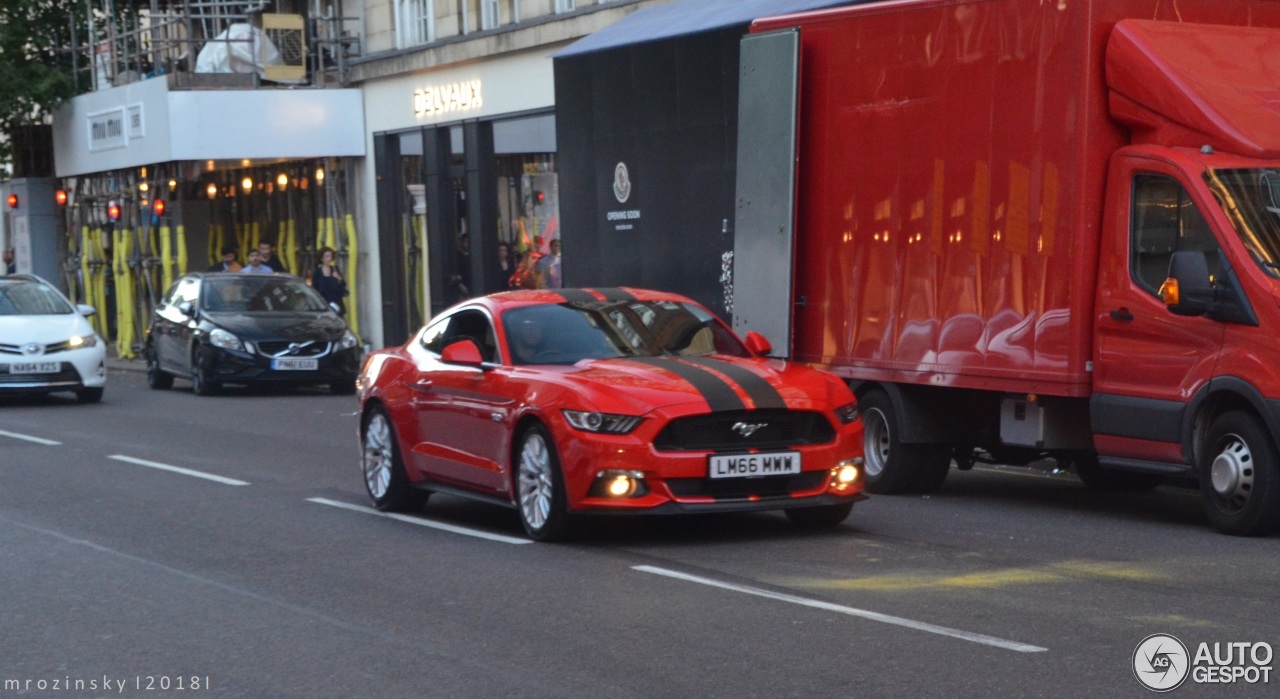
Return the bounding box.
[2,367,1278,698]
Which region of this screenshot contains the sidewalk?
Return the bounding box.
[105,349,146,374]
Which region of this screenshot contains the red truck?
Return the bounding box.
[731,0,1280,535]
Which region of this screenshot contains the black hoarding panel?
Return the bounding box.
[554,28,742,320]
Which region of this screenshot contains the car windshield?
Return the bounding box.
[502,300,748,365]
[0,280,74,316]
[203,276,329,313]
[1203,168,1280,278]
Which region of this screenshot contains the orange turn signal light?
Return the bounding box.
[1158,278,1180,306]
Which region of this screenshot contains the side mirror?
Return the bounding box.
[744,331,773,357]
[76,304,97,318]
[1159,250,1212,317]
[441,338,485,367]
[177,301,195,317]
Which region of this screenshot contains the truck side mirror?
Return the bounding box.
[1159,250,1212,316]
[744,331,773,357]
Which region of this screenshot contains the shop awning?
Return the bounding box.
[554,0,865,58]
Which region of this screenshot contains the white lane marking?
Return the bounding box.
[634,565,1048,653]
[306,497,532,545]
[107,455,249,486]
[0,429,62,446]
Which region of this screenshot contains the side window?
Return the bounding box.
[174,278,200,305]
[420,317,451,355]
[443,309,498,362]
[1132,175,1222,295]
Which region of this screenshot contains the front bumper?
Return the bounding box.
[0,346,107,394]
[202,343,360,385]
[557,417,866,515]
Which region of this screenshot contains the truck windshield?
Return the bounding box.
[1203,168,1280,278]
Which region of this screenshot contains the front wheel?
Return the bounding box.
[860,390,951,494]
[1199,411,1280,536]
[190,346,220,396]
[362,406,428,512]
[515,423,571,542]
[146,342,173,390]
[785,502,854,528]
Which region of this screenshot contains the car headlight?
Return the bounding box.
[208,328,243,351]
[562,410,643,434]
[834,401,859,424]
[68,334,98,348]
[335,330,360,351]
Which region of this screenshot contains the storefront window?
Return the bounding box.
[399,131,428,330]
[494,114,560,291]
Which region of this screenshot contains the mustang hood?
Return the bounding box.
[203,312,348,342]
[567,355,828,415]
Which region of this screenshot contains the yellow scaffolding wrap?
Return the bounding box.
[344,213,359,337]
[285,219,298,275]
[160,225,174,292]
[176,225,188,275]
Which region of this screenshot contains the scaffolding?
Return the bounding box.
[68,0,361,93]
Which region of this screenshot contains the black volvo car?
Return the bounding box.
[145,273,361,395]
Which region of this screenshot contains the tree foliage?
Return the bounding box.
[0,0,89,166]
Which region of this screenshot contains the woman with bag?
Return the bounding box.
[312,247,348,314]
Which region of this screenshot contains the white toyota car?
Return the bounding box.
[0,275,107,402]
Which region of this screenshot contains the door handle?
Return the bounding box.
[1109,308,1134,322]
[405,379,434,394]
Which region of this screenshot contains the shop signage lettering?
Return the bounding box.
[414,80,483,118]
[88,108,127,152]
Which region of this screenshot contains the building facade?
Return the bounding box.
[46,0,665,354]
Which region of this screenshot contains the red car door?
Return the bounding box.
[411,309,513,494]
[1092,154,1226,464]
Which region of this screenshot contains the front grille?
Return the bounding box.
[0,341,72,355]
[666,472,827,499]
[653,410,836,452]
[254,340,330,358]
[0,363,78,384]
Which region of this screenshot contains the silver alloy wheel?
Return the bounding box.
[1210,434,1254,510]
[363,413,394,499]
[863,407,891,478]
[518,431,554,531]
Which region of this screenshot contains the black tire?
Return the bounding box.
[361,405,429,512]
[859,390,952,494]
[1072,453,1161,491]
[75,386,103,404]
[190,346,219,396]
[514,423,571,541]
[330,378,357,395]
[1199,411,1280,536]
[146,342,173,390]
[785,502,855,528]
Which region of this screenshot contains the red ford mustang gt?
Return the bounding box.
[357,287,865,541]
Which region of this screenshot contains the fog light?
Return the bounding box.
[831,458,863,488]
[591,469,647,498]
[608,475,635,497]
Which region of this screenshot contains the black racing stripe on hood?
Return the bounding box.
[553,289,599,304]
[591,288,637,302]
[679,357,786,410]
[624,357,745,412]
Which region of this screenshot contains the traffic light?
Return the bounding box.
[534,190,545,205]
[6,194,16,209]
[56,189,68,206]
[152,199,165,217]
[108,202,121,222]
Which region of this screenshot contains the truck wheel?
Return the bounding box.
[1072,454,1161,491]
[859,390,951,494]
[1199,411,1280,536]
